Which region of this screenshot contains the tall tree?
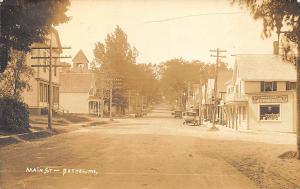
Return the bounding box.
[231,0,300,159]
[160,58,216,103]
[0,0,70,72]
[93,26,138,113]
[0,50,33,99]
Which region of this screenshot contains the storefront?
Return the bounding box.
[247,92,296,132]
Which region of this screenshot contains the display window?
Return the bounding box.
[259,104,280,121]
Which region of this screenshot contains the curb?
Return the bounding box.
[0,130,53,147]
[0,120,113,147]
[0,136,20,147]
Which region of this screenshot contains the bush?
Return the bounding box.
[0,97,30,133]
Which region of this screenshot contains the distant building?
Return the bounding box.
[201,70,233,123]
[22,28,62,115]
[59,50,101,114]
[224,54,296,132]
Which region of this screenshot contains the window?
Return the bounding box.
[261,81,277,92]
[44,84,48,102]
[286,82,296,90]
[259,105,280,121]
[39,83,44,102]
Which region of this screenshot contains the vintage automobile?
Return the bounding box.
[183,111,199,126]
[174,110,183,118]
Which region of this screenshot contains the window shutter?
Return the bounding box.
[272,81,277,91]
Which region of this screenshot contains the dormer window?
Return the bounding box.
[260,81,277,92]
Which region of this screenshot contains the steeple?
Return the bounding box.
[72,50,89,71]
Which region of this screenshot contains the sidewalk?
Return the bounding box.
[0,116,113,147]
[202,121,297,145]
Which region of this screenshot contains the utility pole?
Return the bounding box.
[100,70,122,121]
[109,79,113,121]
[198,82,202,125]
[297,43,300,160]
[31,31,71,130]
[210,48,226,130]
[141,95,144,114]
[128,90,131,114]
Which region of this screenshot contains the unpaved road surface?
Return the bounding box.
[1,105,296,189]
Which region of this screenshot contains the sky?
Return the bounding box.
[56,0,277,67]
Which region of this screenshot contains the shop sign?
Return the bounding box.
[252,95,288,103]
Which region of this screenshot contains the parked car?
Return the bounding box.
[135,111,143,118]
[183,111,199,126]
[174,110,183,118]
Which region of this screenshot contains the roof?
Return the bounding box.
[60,72,94,93]
[50,28,62,54]
[235,54,296,82]
[72,50,89,64]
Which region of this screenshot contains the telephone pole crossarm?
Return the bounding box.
[31,56,72,59]
[31,47,72,50]
[30,38,72,130]
[31,65,71,68]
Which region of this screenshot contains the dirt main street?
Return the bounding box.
[0,105,299,189]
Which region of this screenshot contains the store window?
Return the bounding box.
[261,81,277,92]
[259,105,280,121]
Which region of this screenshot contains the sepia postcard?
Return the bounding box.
[0,0,300,188]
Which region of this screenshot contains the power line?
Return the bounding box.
[144,12,245,24]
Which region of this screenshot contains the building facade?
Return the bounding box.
[200,70,233,123]
[224,54,297,132]
[22,29,62,114]
[59,50,101,114]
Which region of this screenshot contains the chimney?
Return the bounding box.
[273,41,279,55]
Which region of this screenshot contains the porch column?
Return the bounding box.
[98,100,100,117]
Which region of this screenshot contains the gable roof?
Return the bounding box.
[51,28,62,54]
[72,49,89,64]
[60,72,94,93]
[235,54,296,82]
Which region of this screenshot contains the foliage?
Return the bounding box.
[0,97,30,133]
[0,50,33,100]
[93,25,138,73]
[0,0,70,72]
[231,0,300,63]
[93,26,161,112]
[159,58,228,101]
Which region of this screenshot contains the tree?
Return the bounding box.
[136,63,161,103]
[231,0,300,159]
[93,26,139,113]
[159,58,216,104]
[0,50,33,100]
[0,0,70,72]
